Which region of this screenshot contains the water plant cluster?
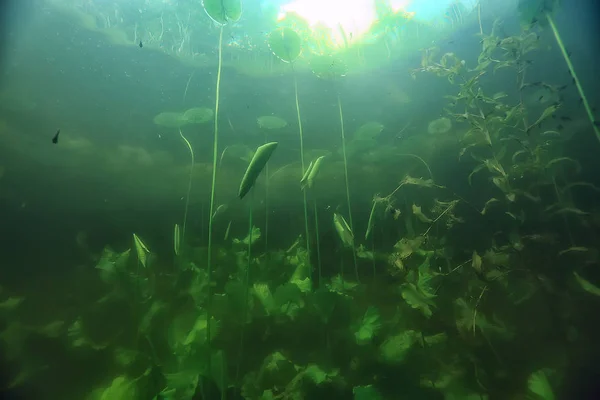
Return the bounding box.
[1,0,599,399]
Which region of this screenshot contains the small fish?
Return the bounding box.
[52,129,60,144]
[558,84,568,91]
[559,116,572,121]
[538,95,544,101]
[594,120,600,127]
[139,40,143,48]
[557,124,564,130]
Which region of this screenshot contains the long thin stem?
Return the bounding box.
[264,132,269,252]
[179,128,194,242]
[313,199,322,286]
[546,13,600,144]
[237,190,253,383]
[206,24,224,378]
[338,94,359,282]
[293,75,312,278]
[182,71,195,105]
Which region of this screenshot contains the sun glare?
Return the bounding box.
[279,0,378,47]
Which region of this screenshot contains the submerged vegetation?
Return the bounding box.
[1,1,600,400]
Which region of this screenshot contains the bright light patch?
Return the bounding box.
[279,0,377,47]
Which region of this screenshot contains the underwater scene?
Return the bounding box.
[1,0,600,398]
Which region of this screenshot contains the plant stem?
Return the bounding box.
[293,75,312,279]
[338,94,359,282]
[178,128,194,242]
[237,189,253,383]
[264,132,269,253]
[546,13,600,144]
[313,199,322,286]
[206,23,224,380]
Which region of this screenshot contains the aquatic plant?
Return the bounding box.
[202,0,242,396]
[518,0,600,143]
[427,117,452,135]
[268,26,312,280]
[256,115,286,252]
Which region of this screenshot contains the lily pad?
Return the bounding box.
[427,117,452,134]
[202,0,242,24]
[268,27,302,63]
[183,107,214,124]
[354,122,384,140]
[153,112,187,128]
[310,55,348,80]
[257,115,287,130]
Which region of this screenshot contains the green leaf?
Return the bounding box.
[310,55,348,80]
[574,272,600,296]
[527,369,555,400]
[401,283,435,318]
[182,107,213,124]
[379,330,418,364]
[257,115,287,130]
[202,0,242,24]
[353,384,383,400]
[304,364,337,385]
[268,27,302,63]
[354,306,381,345]
[133,233,150,268]
[333,212,354,247]
[238,142,278,199]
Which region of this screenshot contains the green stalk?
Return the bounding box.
[313,199,322,286]
[337,94,359,282]
[206,24,224,378]
[178,128,194,242]
[264,132,269,253]
[236,190,253,383]
[294,75,312,278]
[546,13,600,144]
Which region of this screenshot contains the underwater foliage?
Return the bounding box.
[3,4,600,400]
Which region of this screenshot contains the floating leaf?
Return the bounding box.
[310,55,348,80]
[268,27,302,63]
[573,272,600,296]
[238,142,278,199]
[333,212,354,247]
[153,111,186,128]
[202,0,242,24]
[133,233,150,268]
[354,121,384,140]
[182,107,213,124]
[257,115,287,130]
[427,117,452,134]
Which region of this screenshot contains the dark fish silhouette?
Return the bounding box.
[139,40,143,48]
[52,129,60,144]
